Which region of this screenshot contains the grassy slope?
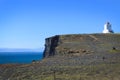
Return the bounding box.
[0,62,120,80]
[0,34,120,80]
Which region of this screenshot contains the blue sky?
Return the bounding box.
[0,0,120,50]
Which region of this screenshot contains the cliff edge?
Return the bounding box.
[44,34,120,58]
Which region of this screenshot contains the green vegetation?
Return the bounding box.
[109,49,120,53]
[0,63,120,80]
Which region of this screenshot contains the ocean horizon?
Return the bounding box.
[0,52,43,64]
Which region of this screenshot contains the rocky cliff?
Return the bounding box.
[43,35,60,57]
[43,34,120,58]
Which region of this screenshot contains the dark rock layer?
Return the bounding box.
[43,35,60,57]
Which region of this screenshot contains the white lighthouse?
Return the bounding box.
[103,22,114,33]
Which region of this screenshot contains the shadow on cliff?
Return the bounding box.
[43,35,59,57]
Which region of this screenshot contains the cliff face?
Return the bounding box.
[43,34,120,58]
[43,35,60,57]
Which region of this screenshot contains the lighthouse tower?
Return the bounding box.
[103,22,114,33]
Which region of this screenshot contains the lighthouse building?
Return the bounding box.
[103,22,114,33]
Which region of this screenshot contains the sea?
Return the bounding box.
[0,52,43,64]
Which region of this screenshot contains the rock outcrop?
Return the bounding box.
[43,34,120,58]
[43,35,60,57]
